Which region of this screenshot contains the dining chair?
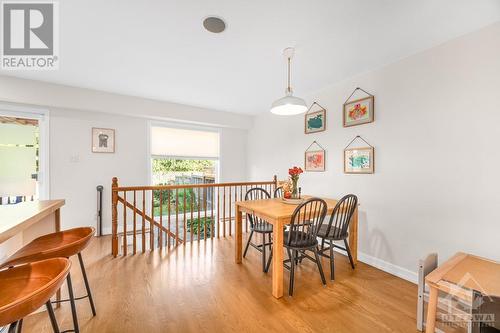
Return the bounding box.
[243,187,273,272]
[317,194,358,280]
[274,186,283,198]
[266,198,328,296]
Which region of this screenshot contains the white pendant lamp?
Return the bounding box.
[270,47,307,115]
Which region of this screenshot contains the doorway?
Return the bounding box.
[0,106,49,203]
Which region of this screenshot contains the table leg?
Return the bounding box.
[272,219,284,298]
[425,285,438,333]
[349,206,358,266]
[55,208,61,308]
[235,206,242,264]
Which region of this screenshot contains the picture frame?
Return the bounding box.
[304,103,326,134]
[344,147,374,174]
[343,95,374,127]
[305,150,325,172]
[92,127,115,153]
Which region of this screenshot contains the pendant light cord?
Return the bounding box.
[287,57,291,93]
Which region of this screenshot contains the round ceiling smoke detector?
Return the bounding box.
[203,17,226,33]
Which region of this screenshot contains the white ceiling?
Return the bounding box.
[3,0,500,115]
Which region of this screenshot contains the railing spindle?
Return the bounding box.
[197,187,201,241]
[150,190,154,251]
[217,186,220,239]
[211,187,214,239]
[123,191,127,256]
[228,186,232,236]
[133,190,137,255]
[167,189,171,249]
[190,188,194,241]
[142,190,146,253]
[159,189,163,250]
[202,187,206,240]
[223,186,226,237]
[183,188,187,243]
[175,189,179,247]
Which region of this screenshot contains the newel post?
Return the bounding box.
[273,175,278,190]
[111,177,118,257]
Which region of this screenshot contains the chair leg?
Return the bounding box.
[8,321,18,333]
[289,250,295,296]
[329,242,335,280]
[243,230,254,258]
[344,239,355,269]
[265,247,272,273]
[78,252,97,316]
[46,301,60,333]
[313,247,327,285]
[262,233,267,272]
[16,319,23,333]
[66,273,80,333]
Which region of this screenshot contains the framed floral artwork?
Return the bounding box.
[343,95,374,127]
[344,147,374,174]
[304,102,326,134]
[92,127,115,153]
[305,150,325,172]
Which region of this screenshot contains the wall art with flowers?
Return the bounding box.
[343,95,374,127]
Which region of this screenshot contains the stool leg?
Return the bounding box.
[66,273,80,333]
[46,301,60,333]
[78,252,97,316]
[8,321,18,333]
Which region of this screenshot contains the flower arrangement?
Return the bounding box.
[348,103,367,120]
[284,166,303,199]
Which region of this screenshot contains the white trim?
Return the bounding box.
[0,103,50,199]
[357,251,418,284]
[331,246,417,284]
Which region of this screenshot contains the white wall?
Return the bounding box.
[0,78,250,233]
[247,22,500,282]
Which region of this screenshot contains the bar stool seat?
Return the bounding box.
[0,227,94,269]
[0,227,96,333]
[0,258,71,332]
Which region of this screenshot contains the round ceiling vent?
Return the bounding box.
[203,17,226,33]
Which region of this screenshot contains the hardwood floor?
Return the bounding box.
[22,235,422,332]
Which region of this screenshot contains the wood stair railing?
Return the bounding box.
[111,176,277,257]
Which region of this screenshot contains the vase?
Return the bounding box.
[291,177,299,199]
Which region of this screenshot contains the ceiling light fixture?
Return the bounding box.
[203,17,226,33]
[270,47,307,116]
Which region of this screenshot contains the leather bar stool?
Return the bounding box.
[0,258,71,333]
[0,227,96,333]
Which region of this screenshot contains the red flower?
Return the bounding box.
[288,166,303,176]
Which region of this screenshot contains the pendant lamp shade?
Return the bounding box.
[270,92,307,115]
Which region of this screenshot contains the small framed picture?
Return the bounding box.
[343,96,374,127]
[92,128,115,153]
[305,150,325,172]
[344,147,374,174]
[305,109,326,134]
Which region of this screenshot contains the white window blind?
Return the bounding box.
[151,126,219,159]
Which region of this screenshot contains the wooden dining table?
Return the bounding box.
[234,196,359,299]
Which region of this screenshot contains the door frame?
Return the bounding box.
[0,103,50,199]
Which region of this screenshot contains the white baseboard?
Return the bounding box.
[357,251,418,284]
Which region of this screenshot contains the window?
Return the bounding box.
[150,126,219,185]
[150,125,220,241]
